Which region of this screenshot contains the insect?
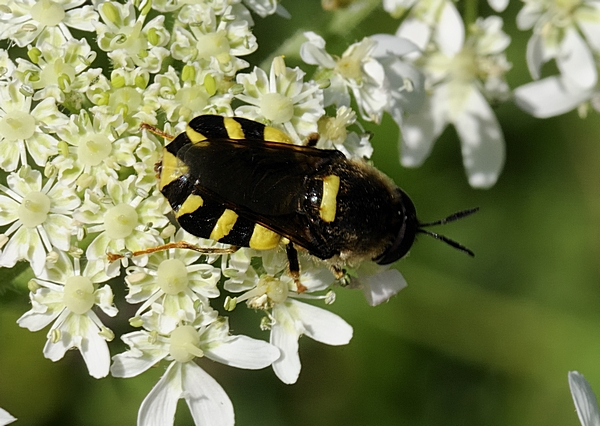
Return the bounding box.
[110,115,477,288]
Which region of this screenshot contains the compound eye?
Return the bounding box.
[372,188,418,265]
[373,220,417,264]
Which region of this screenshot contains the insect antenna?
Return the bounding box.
[417,207,479,257]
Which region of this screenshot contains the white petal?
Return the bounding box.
[138,362,181,426]
[25,133,58,167]
[111,331,169,378]
[78,313,111,378]
[0,138,20,171]
[44,214,72,251]
[8,168,41,195]
[526,34,545,80]
[514,76,591,118]
[205,335,279,370]
[42,310,72,362]
[383,59,425,114]
[0,195,19,226]
[578,11,600,52]
[488,0,508,12]
[47,183,80,212]
[362,268,408,306]
[271,304,301,384]
[64,6,97,31]
[0,226,46,275]
[435,2,464,56]
[557,28,597,90]
[181,362,235,426]
[86,232,111,261]
[453,87,505,188]
[400,88,448,167]
[300,32,336,68]
[371,34,420,57]
[95,284,118,317]
[0,407,16,425]
[291,299,353,345]
[516,4,540,30]
[17,298,63,331]
[396,17,431,52]
[569,371,600,426]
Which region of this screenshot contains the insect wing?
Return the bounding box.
[176,138,343,258]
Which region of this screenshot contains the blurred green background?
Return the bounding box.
[1,0,599,425]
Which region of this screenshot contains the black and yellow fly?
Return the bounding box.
[111,115,476,287]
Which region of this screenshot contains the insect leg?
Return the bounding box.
[107,241,238,262]
[330,265,346,280]
[285,242,307,293]
[140,122,175,141]
[305,132,319,147]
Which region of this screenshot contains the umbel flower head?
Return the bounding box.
[17,251,117,378]
[111,317,279,426]
[0,166,79,275]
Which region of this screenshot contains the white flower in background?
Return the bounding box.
[513,0,600,117]
[235,56,324,142]
[517,0,600,83]
[569,371,600,426]
[345,262,408,306]
[316,106,373,159]
[73,176,169,275]
[300,32,388,123]
[370,33,426,135]
[0,0,98,47]
[383,0,417,18]
[398,15,510,188]
[395,0,464,54]
[228,252,351,385]
[0,79,68,171]
[0,407,16,426]
[111,318,279,426]
[52,110,139,189]
[17,251,117,379]
[514,74,600,118]
[95,1,170,73]
[171,3,257,76]
[124,229,222,334]
[0,166,80,275]
[15,37,101,106]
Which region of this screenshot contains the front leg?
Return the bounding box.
[285,242,307,293]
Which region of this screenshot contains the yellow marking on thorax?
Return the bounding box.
[249,224,281,250]
[264,126,293,144]
[159,150,189,190]
[175,194,204,218]
[186,125,207,143]
[224,118,244,139]
[319,174,340,223]
[210,209,239,241]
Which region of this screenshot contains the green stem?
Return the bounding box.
[463,0,479,28]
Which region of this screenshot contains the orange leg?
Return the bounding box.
[107,241,238,262]
[140,123,175,141]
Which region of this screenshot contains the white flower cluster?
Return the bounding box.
[514,0,600,118]
[0,1,412,424]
